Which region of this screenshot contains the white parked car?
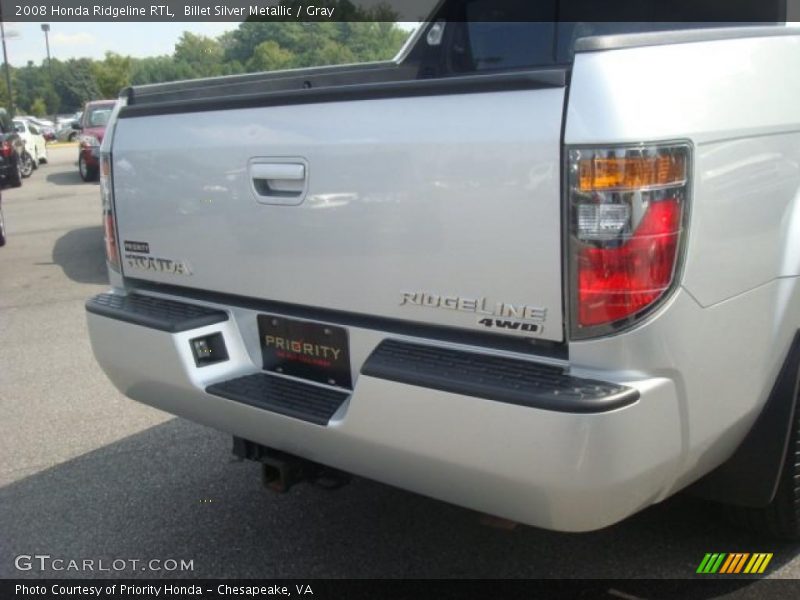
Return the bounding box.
[23,117,55,141]
[12,119,48,174]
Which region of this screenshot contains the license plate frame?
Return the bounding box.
[257,314,352,389]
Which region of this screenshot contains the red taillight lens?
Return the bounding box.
[0,141,12,158]
[103,210,119,269]
[578,198,681,326]
[100,154,120,271]
[568,144,690,338]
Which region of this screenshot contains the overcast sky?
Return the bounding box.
[2,22,238,66]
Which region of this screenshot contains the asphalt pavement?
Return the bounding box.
[1,148,798,592]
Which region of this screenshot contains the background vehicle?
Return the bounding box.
[55,119,79,142]
[56,114,75,127]
[76,100,115,181]
[18,116,56,141]
[87,6,800,539]
[13,118,48,169]
[0,109,24,188]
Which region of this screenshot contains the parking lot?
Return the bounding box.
[1,147,799,589]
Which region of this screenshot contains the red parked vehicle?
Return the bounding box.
[76,100,116,181]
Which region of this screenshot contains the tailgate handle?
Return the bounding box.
[250,162,307,204]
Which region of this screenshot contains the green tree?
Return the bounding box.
[174,32,224,78]
[345,22,408,62]
[303,36,356,67]
[0,19,412,113]
[42,88,60,115]
[129,55,194,85]
[29,97,47,117]
[14,60,61,115]
[247,40,296,72]
[92,52,133,98]
[0,74,12,112]
[52,59,102,112]
[227,20,408,72]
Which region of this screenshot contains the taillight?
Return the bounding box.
[100,154,120,271]
[1,141,12,158]
[567,143,690,339]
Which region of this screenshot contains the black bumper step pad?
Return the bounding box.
[206,373,349,426]
[86,292,228,333]
[361,339,638,413]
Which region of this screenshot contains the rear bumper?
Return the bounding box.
[86,291,682,532]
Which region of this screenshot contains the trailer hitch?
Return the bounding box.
[233,437,351,493]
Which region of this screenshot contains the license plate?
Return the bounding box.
[257,315,351,389]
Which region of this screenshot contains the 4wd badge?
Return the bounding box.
[400,291,546,335]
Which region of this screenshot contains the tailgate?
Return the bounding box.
[112,81,566,342]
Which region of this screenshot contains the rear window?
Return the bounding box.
[85,107,113,128]
[420,0,784,76]
[465,22,555,70]
[464,0,557,70]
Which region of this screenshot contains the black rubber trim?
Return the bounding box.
[86,292,228,333]
[361,339,637,413]
[575,25,796,53]
[119,69,567,119]
[126,279,568,360]
[127,61,405,106]
[688,331,800,507]
[207,373,349,426]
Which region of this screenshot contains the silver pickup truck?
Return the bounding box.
[86,12,800,537]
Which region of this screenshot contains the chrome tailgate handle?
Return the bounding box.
[249,159,308,205]
[251,163,305,181]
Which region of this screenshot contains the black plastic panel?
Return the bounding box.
[361,339,638,413]
[86,293,228,333]
[127,62,407,106]
[119,69,567,119]
[206,373,349,426]
[127,279,567,360]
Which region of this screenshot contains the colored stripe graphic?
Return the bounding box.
[697,553,773,574]
[697,554,714,573]
[720,553,749,574]
[744,553,773,574]
[697,553,727,574]
[719,554,736,574]
[711,554,726,573]
[734,553,750,573]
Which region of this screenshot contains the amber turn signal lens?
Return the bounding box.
[578,153,686,192]
[100,155,111,178]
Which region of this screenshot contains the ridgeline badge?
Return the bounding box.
[400,291,547,335]
[399,291,547,322]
